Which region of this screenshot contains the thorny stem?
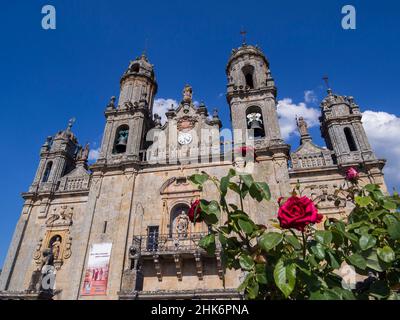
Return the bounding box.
[301,231,306,260]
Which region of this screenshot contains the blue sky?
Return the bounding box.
[0,0,399,267]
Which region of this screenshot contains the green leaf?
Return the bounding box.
[239,254,255,271]
[238,219,254,235]
[377,246,395,263]
[239,174,254,188]
[228,182,241,194]
[220,176,230,196]
[273,259,296,298]
[355,196,372,207]
[247,279,259,299]
[359,234,377,251]
[285,234,302,250]
[257,182,271,201]
[383,200,397,211]
[347,253,367,270]
[189,173,208,186]
[365,184,379,192]
[207,200,221,217]
[255,264,268,284]
[259,232,283,251]
[365,250,385,272]
[311,243,325,260]
[237,273,251,292]
[327,251,340,269]
[383,215,400,240]
[249,183,263,202]
[199,234,215,254]
[315,230,333,245]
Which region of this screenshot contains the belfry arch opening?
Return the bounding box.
[113,125,129,154]
[344,127,357,151]
[42,161,53,182]
[246,106,265,139]
[242,65,255,89]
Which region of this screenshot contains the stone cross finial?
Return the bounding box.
[322,76,332,95]
[240,28,247,45]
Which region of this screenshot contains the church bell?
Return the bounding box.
[115,134,128,153]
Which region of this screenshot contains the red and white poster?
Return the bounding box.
[81,243,112,296]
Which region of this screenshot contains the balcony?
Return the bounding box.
[129,233,224,282]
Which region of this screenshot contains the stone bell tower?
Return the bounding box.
[319,88,376,165]
[96,53,158,164]
[29,119,79,194]
[226,43,286,152]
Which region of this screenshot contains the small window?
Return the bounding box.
[113,125,129,154]
[344,127,357,151]
[147,226,159,251]
[42,161,53,182]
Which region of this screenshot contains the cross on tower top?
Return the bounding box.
[322,75,332,94]
[240,28,247,45]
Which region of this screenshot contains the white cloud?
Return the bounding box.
[88,147,100,161]
[362,110,400,189]
[153,98,178,124]
[277,98,320,140]
[304,90,318,104]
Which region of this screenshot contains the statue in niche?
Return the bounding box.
[175,210,189,238]
[50,236,62,260]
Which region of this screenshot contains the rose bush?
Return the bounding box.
[189,169,400,300]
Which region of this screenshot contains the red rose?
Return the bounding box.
[188,200,203,223]
[346,167,359,181]
[278,196,323,231]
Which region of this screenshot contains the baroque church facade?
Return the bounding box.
[0,43,386,300]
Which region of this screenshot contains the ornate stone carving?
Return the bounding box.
[46,206,73,227]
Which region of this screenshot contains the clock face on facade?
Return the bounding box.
[178,132,192,145]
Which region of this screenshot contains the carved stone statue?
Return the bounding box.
[175,210,189,237]
[182,85,193,103]
[106,96,116,110]
[297,116,308,136]
[129,244,141,271]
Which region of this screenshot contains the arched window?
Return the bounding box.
[242,65,255,89]
[169,203,190,238]
[246,106,265,138]
[42,161,53,182]
[113,125,129,154]
[344,127,357,151]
